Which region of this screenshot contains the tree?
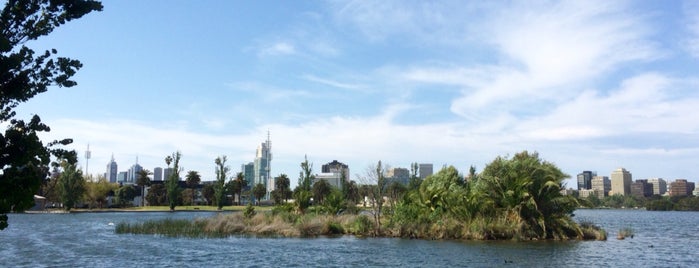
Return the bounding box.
[115,185,136,207]
[229,172,247,205]
[358,161,388,234]
[298,155,314,192]
[342,179,360,204]
[201,184,215,206]
[146,184,167,206]
[136,169,151,206]
[214,156,229,210]
[185,170,201,206]
[166,151,182,211]
[478,151,580,239]
[83,175,116,209]
[273,174,291,204]
[253,183,266,205]
[57,162,86,211]
[312,179,332,205]
[0,0,103,230]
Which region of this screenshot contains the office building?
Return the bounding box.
[322,160,350,183]
[105,155,118,183]
[630,179,653,198]
[577,171,596,190]
[419,163,433,179]
[253,133,272,198]
[669,179,694,197]
[647,178,667,196]
[127,161,143,183]
[611,168,632,196]
[117,171,128,183]
[242,162,255,185]
[591,176,611,197]
[153,167,163,181]
[386,167,410,185]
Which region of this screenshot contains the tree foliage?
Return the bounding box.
[83,175,116,209]
[166,151,182,211]
[273,174,292,204]
[115,185,136,207]
[146,183,167,206]
[57,161,85,210]
[214,156,229,209]
[298,155,314,192]
[185,170,201,206]
[0,0,102,230]
[252,183,266,204]
[312,179,332,204]
[136,169,151,206]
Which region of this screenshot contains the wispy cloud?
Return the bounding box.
[301,74,365,91]
[257,41,296,57]
[451,1,658,117]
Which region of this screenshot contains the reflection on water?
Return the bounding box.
[1,210,699,267]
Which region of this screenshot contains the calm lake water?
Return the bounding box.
[1,209,698,267]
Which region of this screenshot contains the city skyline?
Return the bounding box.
[11,1,699,187]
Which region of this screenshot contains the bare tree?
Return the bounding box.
[357,160,388,235]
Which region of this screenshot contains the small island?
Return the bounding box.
[116,151,607,241]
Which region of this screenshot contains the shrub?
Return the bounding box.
[243,203,256,219]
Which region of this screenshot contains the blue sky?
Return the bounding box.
[13,0,699,187]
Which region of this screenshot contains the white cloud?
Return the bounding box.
[258,42,296,57]
[301,74,365,91]
[450,1,658,117]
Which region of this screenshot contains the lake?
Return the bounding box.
[1,209,698,267]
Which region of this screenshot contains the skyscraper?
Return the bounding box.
[105,154,118,183]
[591,175,611,197]
[611,168,632,196]
[322,160,350,182]
[153,167,163,181]
[242,162,255,185]
[127,158,143,183]
[647,178,667,195]
[253,133,272,198]
[577,171,596,190]
[418,163,433,179]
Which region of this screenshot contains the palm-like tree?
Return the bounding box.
[478,151,580,239]
[185,170,201,206]
[136,169,152,206]
[233,172,247,205]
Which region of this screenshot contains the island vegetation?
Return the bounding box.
[116,151,607,241]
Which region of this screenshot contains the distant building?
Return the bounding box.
[163,167,175,181]
[253,135,272,198]
[105,155,118,183]
[386,167,410,185]
[117,171,128,183]
[127,161,143,183]
[242,162,255,185]
[630,179,653,198]
[610,168,632,196]
[322,160,350,181]
[669,179,694,197]
[313,173,343,189]
[577,171,596,190]
[153,167,163,181]
[418,163,433,179]
[579,189,597,198]
[647,178,667,196]
[591,176,611,197]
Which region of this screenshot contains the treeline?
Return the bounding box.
[580,194,699,211]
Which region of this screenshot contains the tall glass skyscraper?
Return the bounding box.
[105,155,118,183]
